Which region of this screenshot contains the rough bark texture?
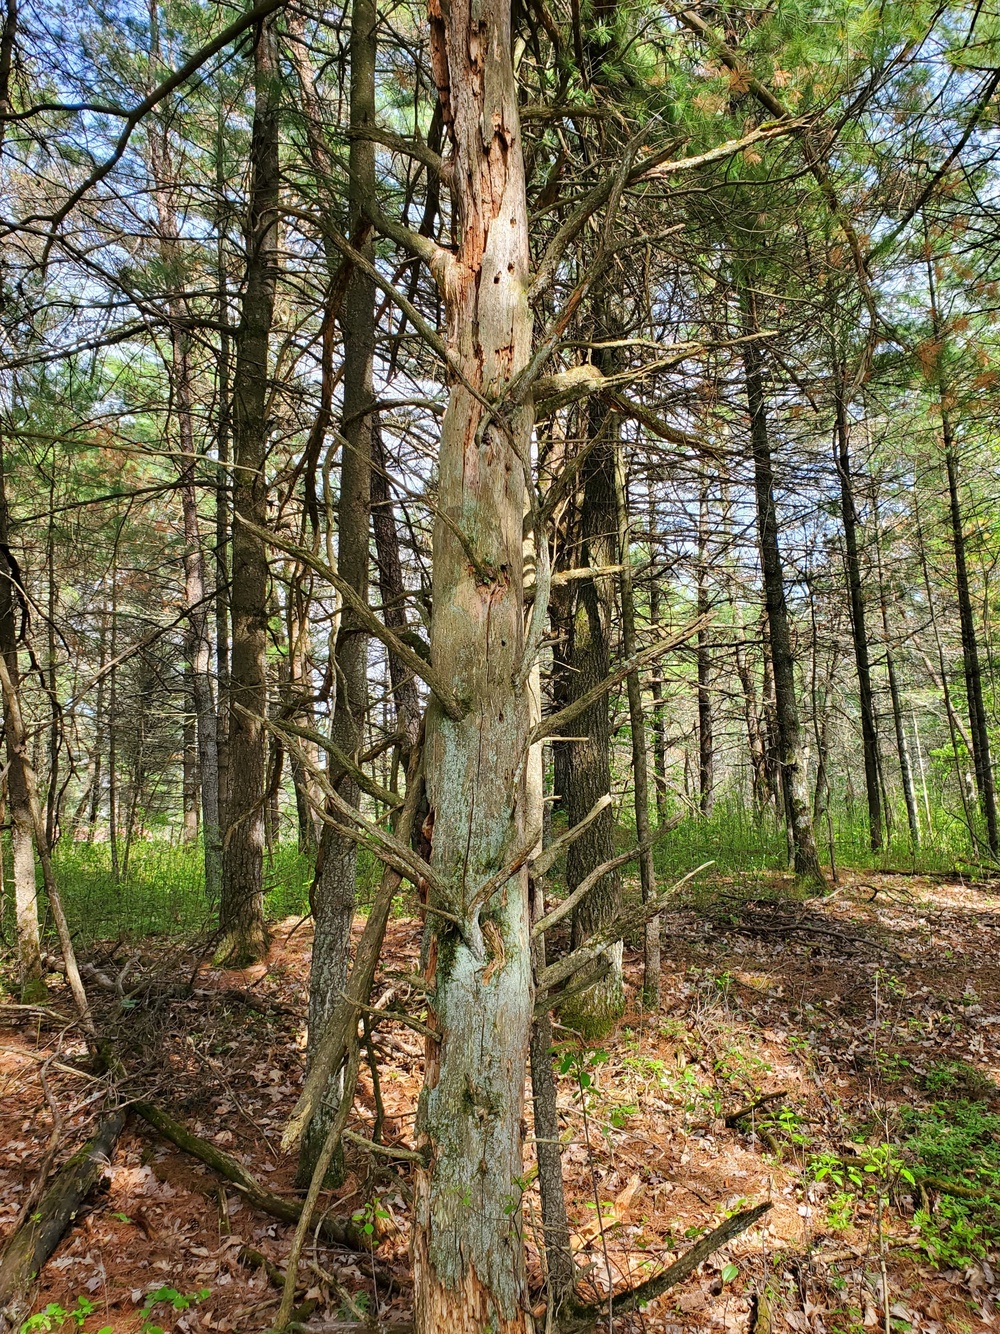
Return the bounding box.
[0,1,44,1005]
[412,0,534,1325]
[302,0,377,1182]
[615,449,658,1004]
[220,16,279,964]
[741,284,825,885]
[833,376,882,853]
[371,423,422,747]
[562,386,624,1036]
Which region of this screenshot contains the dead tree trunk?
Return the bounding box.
[696,477,714,817]
[411,0,535,1323]
[0,1111,126,1328]
[220,15,280,963]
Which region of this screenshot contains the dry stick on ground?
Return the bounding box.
[559,1202,772,1331]
[132,1101,371,1252]
[724,1090,789,1128]
[0,1110,127,1327]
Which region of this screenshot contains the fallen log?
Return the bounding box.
[132,1102,370,1252]
[559,1201,771,1332]
[0,1110,126,1328]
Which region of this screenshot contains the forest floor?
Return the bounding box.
[2,870,1000,1333]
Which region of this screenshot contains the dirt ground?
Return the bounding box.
[2,871,999,1333]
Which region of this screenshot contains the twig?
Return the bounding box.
[560,1202,772,1329]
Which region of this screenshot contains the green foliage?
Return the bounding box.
[649,798,973,886]
[19,1298,110,1333]
[900,1099,1000,1188]
[4,837,387,947]
[137,1285,210,1334]
[903,1100,1000,1266]
[351,1198,392,1237]
[914,1195,989,1269]
[921,1059,998,1102]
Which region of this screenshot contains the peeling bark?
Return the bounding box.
[412,0,535,1325]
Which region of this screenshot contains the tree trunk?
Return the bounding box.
[648,528,668,822]
[0,0,43,1003]
[561,422,623,1035]
[874,525,920,845]
[925,251,998,856]
[615,448,658,1005]
[696,478,714,817]
[147,4,222,896]
[732,620,770,813]
[182,666,199,844]
[740,283,825,885]
[283,580,321,858]
[833,372,882,852]
[942,418,998,856]
[214,111,232,865]
[412,0,534,1324]
[371,424,422,748]
[300,0,377,1183]
[0,1111,126,1327]
[219,15,280,964]
[0,450,45,1002]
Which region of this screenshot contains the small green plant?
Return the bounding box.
[351,1198,393,1237]
[825,1190,856,1230]
[608,1100,639,1128]
[137,1286,210,1334]
[773,1104,810,1147]
[913,1195,989,1269]
[20,1298,110,1333]
[922,1059,997,1101]
[901,1098,1000,1267]
[810,1143,914,1194]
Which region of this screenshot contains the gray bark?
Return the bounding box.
[411,0,534,1324]
[220,15,280,963]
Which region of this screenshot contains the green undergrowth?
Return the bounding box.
[643,797,982,884]
[0,789,988,951]
[4,837,386,945]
